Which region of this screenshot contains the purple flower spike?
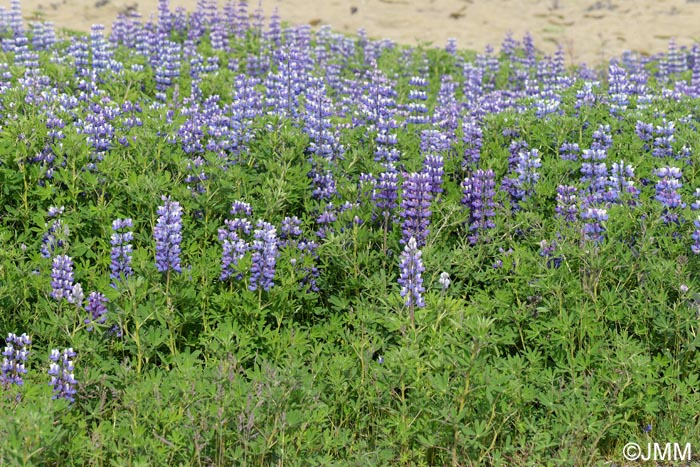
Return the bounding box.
[1,333,31,388]
[462,119,483,170]
[51,255,75,301]
[249,221,278,292]
[279,216,303,246]
[652,120,675,159]
[691,188,700,211]
[654,166,685,224]
[559,142,580,161]
[515,148,541,201]
[400,172,433,247]
[154,196,183,273]
[373,164,399,221]
[423,154,444,195]
[219,223,250,282]
[48,348,78,403]
[608,64,630,116]
[219,202,254,281]
[582,208,608,244]
[405,76,429,125]
[555,185,578,223]
[110,218,133,286]
[398,237,426,312]
[462,169,497,244]
[42,207,69,259]
[692,217,700,255]
[84,292,108,331]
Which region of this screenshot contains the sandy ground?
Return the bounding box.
[13,0,700,66]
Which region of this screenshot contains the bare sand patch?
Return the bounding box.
[15,0,700,65]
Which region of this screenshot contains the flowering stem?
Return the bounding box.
[382,212,389,258]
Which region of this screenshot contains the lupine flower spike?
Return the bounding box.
[48,348,78,403]
[400,172,433,247]
[582,208,608,245]
[154,196,183,274]
[398,237,425,326]
[84,292,108,331]
[249,221,278,292]
[692,216,700,255]
[1,333,31,389]
[51,255,77,302]
[110,218,134,286]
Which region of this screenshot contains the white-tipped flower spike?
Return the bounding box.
[1,333,31,388]
[48,348,78,403]
[398,237,426,326]
[67,283,84,306]
[154,196,183,273]
[439,272,451,291]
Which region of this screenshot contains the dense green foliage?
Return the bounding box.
[1,9,700,467]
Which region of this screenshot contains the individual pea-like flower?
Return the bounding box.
[154,196,183,273]
[249,221,278,292]
[398,237,426,314]
[1,333,31,388]
[48,348,78,403]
